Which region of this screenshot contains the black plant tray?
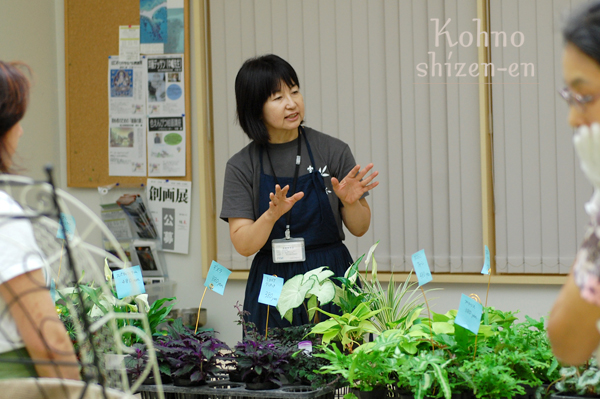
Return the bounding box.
[137,380,336,399]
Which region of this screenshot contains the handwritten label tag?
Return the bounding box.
[455,294,483,334]
[204,260,231,295]
[113,265,146,299]
[50,279,56,303]
[56,213,76,240]
[258,274,284,306]
[411,249,432,286]
[481,245,491,275]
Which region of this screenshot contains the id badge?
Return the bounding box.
[272,237,306,263]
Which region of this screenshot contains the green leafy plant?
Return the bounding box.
[491,315,559,389]
[277,267,337,323]
[315,338,397,397]
[360,272,425,333]
[287,347,340,388]
[144,296,176,338]
[393,350,453,399]
[457,351,527,399]
[267,324,316,345]
[554,357,600,397]
[310,302,383,353]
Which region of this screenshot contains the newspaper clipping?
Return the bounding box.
[148,116,185,177]
[108,56,146,116]
[146,55,185,116]
[109,116,147,176]
[119,25,141,62]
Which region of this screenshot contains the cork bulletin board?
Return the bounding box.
[64,0,192,187]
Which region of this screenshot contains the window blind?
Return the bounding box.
[490,0,591,274]
[210,0,485,273]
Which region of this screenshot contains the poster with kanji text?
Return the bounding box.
[146,178,191,254]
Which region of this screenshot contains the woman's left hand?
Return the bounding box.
[331,163,379,206]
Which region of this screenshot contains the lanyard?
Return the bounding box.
[265,127,302,239]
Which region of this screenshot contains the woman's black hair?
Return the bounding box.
[235,54,300,146]
[563,0,600,66]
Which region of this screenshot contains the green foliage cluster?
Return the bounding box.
[555,357,600,397]
[303,242,561,399]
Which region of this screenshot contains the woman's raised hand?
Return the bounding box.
[331,163,379,206]
[267,184,304,220]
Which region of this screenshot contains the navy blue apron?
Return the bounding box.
[243,129,354,334]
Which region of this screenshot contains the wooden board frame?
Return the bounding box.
[65,0,192,187]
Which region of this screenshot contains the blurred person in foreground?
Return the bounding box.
[0,60,79,379]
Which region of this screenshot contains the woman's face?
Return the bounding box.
[563,43,600,127]
[262,81,304,139]
[4,122,23,165]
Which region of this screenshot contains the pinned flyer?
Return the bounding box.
[411,249,432,286]
[113,265,146,299]
[481,245,491,275]
[258,275,284,307]
[56,213,76,240]
[204,260,231,295]
[455,294,483,334]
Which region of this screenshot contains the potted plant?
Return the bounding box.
[232,337,296,390]
[124,343,157,385]
[309,301,383,353]
[552,357,600,398]
[315,334,405,399]
[287,347,341,389]
[154,318,229,386]
[277,267,338,324]
[357,269,426,333]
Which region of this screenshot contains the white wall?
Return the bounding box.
[0,0,564,347]
[1,0,61,182]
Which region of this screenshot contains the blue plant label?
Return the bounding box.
[50,278,56,304]
[411,249,432,286]
[113,265,146,299]
[56,213,76,240]
[204,260,231,295]
[258,274,284,307]
[481,245,491,275]
[455,294,483,335]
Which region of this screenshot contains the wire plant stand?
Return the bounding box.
[0,167,164,399]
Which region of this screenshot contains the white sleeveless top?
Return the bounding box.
[0,191,47,354]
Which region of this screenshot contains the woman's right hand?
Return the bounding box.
[229,185,304,257]
[266,184,304,222]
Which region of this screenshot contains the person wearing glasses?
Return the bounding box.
[220,54,379,333]
[549,1,600,365]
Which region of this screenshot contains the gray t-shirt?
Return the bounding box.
[220,127,366,241]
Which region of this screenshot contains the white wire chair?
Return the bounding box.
[0,170,164,399]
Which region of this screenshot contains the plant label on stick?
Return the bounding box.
[411,249,432,286]
[50,279,56,304]
[258,274,284,307]
[56,213,76,240]
[481,245,491,275]
[204,260,231,295]
[455,294,483,334]
[113,265,146,299]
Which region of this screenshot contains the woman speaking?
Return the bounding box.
[220,54,379,333]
